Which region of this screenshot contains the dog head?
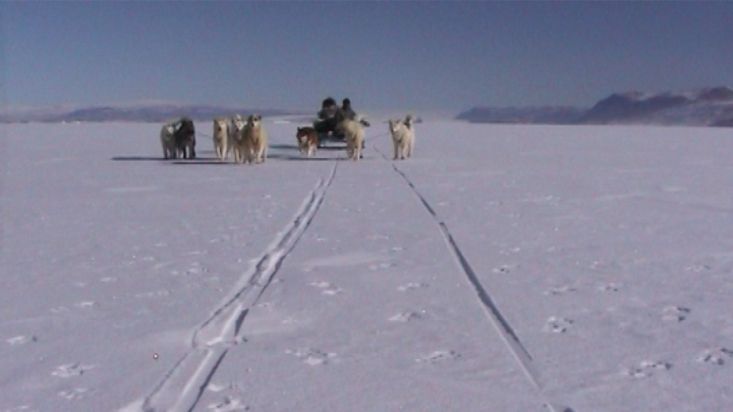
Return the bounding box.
[162,123,176,138]
[296,127,309,145]
[214,117,228,133]
[388,119,403,135]
[404,115,414,129]
[228,115,245,141]
[231,114,245,131]
[247,114,262,129]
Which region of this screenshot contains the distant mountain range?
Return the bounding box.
[457,87,733,127]
[0,103,300,123]
[5,88,733,127]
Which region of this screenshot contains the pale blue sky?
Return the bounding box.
[1,1,732,111]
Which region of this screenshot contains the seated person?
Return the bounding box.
[338,98,357,122]
[314,97,370,135]
[314,97,339,134]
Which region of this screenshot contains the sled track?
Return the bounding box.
[373,146,569,412]
[139,164,338,412]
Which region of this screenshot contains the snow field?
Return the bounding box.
[1,120,732,411]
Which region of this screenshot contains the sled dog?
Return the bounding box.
[242,114,268,164]
[212,117,230,160]
[229,115,248,163]
[174,117,196,159]
[337,119,364,161]
[388,115,415,160]
[160,123,177,159]
[296,127,319,157]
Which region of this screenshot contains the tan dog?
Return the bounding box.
[213,117,230,160]
[229,115,245,163]
[388,115,415,160]
[296,127,319,157]
[337,119,364,161]
[242,114,268,164]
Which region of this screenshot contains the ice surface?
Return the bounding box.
[1,120,732,411]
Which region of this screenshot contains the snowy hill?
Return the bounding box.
[457,87,733,127]
[2,120,732,411]
[580,87,733,125]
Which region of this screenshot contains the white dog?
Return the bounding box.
[388,115,415,160]
[213,117,230,160]
[337,119,364,161]
[160,122,177,159]
[242,114,268,164]
[229,115,247,163]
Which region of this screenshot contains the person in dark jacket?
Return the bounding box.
[339,98,357,121]
[314,97,339,134]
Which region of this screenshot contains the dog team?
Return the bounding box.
[160,99,415,163]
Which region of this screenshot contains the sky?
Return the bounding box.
[1,1,732,112]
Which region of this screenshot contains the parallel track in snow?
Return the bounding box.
[373,144,570,412]
[139,164,338,412]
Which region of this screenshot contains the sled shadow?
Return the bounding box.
[269,143,299,150]
[315,145,347,151]
[269,143,345,152]
[267,153,334,162]
[170,160,233,166]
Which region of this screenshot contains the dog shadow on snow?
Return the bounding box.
[266,153,334,162]
[111,148,348,164]
[269,143,345,151]
[111,150,220,162]
[111,155,335,164]
[111,155,227,164]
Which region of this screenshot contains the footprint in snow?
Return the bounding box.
[662,305,691,322]
[388,310,426,323]
[543,316,574,333]
[368,262,394,271]
[51,363,95,378]
[697,347,733,366]
[135,290,171,299]
[543,285,577,296]
[285,348,338,366]
[208,382,240,393]
[416,350,461,364]
[74,301,97,309]
[492,264,515,274]
[207,396,249,411]
[186,262,208,275]
[58,387,90,400]
[625,360,671,378]
[6,335,37,346]
[397,282,429,292]
[597,282,622,292]
[685,264,712,273]
[499,247,522,256]
[309,281,342,296]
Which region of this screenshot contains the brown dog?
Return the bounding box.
[296,127,319,157]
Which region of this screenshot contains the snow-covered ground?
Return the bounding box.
[1,119,732,411]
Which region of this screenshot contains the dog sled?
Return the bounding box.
[314,122,370,148]
[312,97,369,148]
